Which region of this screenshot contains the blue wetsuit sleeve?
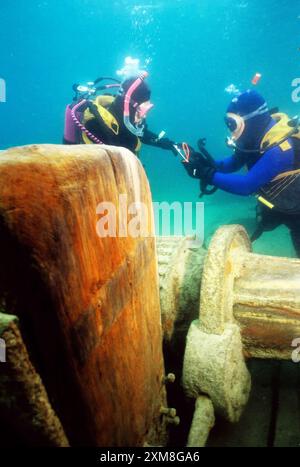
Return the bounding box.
[215,153,247,173]
[212,144,294,196]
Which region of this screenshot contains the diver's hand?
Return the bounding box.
[182,149,216,183]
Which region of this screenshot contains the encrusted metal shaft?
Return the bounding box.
[233,252,300,359]
[183,224,300,428]
[156,236,206,341]
[158,225,300,445]
[158,227,300,360]
[198,225,300,360]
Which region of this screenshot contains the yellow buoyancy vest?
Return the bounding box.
[81,95,142,154]
[257,113,300,212]
[82,95,119,144]
[260,112,300,153]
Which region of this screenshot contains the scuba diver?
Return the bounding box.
[63,59,177,156]
[182,89,300,257]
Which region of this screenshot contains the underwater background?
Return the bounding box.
[1,0,299,256]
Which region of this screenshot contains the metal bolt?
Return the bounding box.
[165,416,180,426]
[160,407,177,418]
[162,373,176,384]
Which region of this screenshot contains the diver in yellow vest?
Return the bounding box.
[63,70,177,156]
[182,90,300,256]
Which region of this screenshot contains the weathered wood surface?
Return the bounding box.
[0,312,69,447]
[0,144,166,446]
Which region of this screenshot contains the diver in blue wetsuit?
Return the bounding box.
[182,90,300,256]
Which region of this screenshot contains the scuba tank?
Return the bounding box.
[64,77,121,145]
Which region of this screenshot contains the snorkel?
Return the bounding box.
[116,57,154,136]
[123,71,150,137]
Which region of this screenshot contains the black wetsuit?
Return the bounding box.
[68,95,173,154]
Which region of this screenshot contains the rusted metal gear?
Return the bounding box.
[183,225,253,424]
[183,223,300,432]
[156,236,206,341]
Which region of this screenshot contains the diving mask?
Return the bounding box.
[225,102,269,141]
[225,113,245,141]
[134,100,154,124]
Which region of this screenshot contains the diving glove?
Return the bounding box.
[182,149,216,184]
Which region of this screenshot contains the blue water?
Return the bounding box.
[1,0,300,255]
